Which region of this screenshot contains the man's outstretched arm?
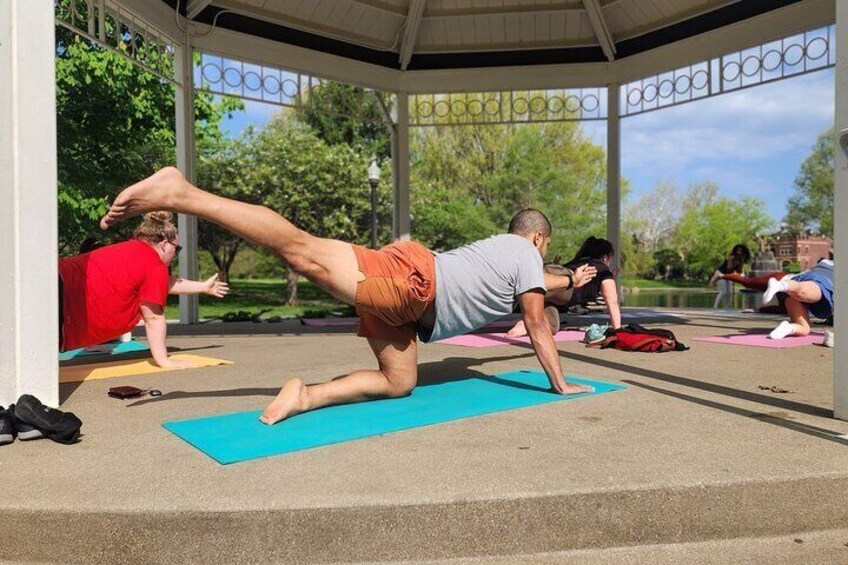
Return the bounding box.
[517,291,592,395]
[544,263,597,291]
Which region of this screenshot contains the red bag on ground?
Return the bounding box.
[596,324,688,352]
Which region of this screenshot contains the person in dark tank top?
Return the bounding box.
[506,236,621,336]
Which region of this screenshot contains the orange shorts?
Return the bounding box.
[352,241,436,347]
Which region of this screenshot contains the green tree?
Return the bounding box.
[624,182,681,278]
[784,128,834,237]
[410,118,610,258]
[56,28,241,253]
[297,82,391,160]
[244,113,387,304]
[672,191,774,279]
[195,135,261,281]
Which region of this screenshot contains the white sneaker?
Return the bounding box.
[762,277,788,305]
[822,330,834,348]
[769,320,795,340]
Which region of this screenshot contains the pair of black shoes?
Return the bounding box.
[0,395,82,446]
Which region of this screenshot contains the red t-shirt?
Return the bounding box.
[59,240,170,350]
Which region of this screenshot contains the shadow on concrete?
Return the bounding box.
[124,352,538,408]
[563,350,832,419]
[624,379,847,446]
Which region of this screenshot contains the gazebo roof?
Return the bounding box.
[176,0,810,71]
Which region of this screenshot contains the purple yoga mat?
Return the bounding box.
[692,332,825,349]
[435,330,584,348]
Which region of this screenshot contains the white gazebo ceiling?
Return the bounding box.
[179,0,808,70]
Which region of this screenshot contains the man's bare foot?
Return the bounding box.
[506,320,528,338]
[99,166,186,229]
[562,383,594,395]
[259,378,310,425]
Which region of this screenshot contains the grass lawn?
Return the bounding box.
[165,278,352,321]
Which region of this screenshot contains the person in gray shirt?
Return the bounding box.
[100,168,597,426]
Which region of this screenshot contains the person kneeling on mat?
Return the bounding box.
[99,168,598,425]
[60,211,229,368]
[505,236,622,337]
[762,258,834,340]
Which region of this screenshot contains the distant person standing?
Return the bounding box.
[709,244,751,309]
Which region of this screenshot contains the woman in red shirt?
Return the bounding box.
[58,212,228,368]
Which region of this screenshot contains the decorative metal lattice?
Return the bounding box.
[55,0,178,84]
[409,88,607,127]
[623,25,835,117]
[197,53,389,124]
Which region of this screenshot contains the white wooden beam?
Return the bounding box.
[193,26,400,92]
[401,62,611,93]
[174,33,200,324]
[392,92,411,241]
[833,0,848,420]
[606,83,621,287]
[583,0,616,61]
[108,0,186,43]
[0,0,59,407]
[614,0,833,84]
[399,0,427,70]
[186,0,214,20]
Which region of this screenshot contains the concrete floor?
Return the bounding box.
[0,309,846,564]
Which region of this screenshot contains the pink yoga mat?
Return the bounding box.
[301,317,521,330]
[692,332,825,349]
[435,330,584,348]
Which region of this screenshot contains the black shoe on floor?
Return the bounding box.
[0,406,14,446]
[12,406,44,441]
[13,395,82,445]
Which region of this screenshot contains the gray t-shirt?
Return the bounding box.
[420,234,546,343]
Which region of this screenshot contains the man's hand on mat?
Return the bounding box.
[572,264,598,288]
[203,274,230,298]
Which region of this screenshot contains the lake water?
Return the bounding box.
[621,288,761,310]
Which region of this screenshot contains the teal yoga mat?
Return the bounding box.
[163,371,625,465]
[59,340,149,362]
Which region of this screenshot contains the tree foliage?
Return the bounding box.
[784,128,834,237]
[410,118,609,258]
[297,82,391,160]
[56,28,241,253]
[672,191,774,279]
[239,112,391,303]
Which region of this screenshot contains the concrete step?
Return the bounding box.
[382,529,848,565]
[3,475,848,563]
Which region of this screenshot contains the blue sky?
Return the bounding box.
[220,68,835,224]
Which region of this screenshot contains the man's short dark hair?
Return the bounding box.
[508,209,552,237]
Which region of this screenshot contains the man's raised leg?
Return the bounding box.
[260,338,418,425]
[100,167,360,304]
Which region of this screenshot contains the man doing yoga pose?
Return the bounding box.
[100,167,597,425]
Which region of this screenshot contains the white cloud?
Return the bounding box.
[622,70,834,182]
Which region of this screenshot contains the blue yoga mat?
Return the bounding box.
[163,371,626,464]
[59,340,149,361]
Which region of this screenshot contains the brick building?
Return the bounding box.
[769,235,832,271]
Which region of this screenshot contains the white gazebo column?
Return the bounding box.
[606,83,622,279]
[834,1,848,420]
[393,91,412,241]
[174,34,200,324]
[0,0,59,407]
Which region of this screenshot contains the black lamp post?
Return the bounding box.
[368,159,380,249]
